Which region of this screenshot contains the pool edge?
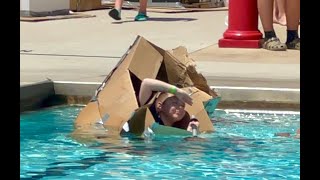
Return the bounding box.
[20,81,300,113]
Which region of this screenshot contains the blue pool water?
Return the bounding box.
[20,105,300,179]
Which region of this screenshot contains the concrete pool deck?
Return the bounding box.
[20,9,300,112]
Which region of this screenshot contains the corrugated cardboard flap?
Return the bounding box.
[182,87,214,133]
[73,35,220,137]
[128,37,163,80]
[127,105,155,135]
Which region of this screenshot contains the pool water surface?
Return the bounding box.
[20,105,300,179]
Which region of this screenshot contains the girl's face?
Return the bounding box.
[161,96,186,122]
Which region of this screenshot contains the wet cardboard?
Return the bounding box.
[73,36,220,136]
[128,86,217,136]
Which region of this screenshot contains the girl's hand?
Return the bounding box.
[187,121,199,132]
[175,88,193,106]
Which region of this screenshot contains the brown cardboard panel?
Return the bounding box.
[127,86,215,136]
[127,105,194,136]
[128,38,163,80]
[104,112,129,133]
[163,51,193,87]
[169,46,217,97]
[144,108,156,130]
[98,36,144,81]
[114,37,143,73]
[182,87,214,132]
[73,37,142,134]
[187,65,218,97]
[73,101,101,129]
[108,36,162,79]
[97,71,138,132]
[75,37,152,133]
[155,62,169,82]
[148,40,166,56]
[128,106,148,135]
[169,46,193,66]
[126,105,157,136]
[73,36,220,138]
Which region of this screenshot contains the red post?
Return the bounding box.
[219,0,263,48]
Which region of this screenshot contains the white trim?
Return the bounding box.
[52,81,300,92]
[210,86,300,92]
[53,81,101,85]
[217,109,300,115]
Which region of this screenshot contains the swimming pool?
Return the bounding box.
[20,105,300,179]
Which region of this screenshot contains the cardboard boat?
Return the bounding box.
[73,36,221,137]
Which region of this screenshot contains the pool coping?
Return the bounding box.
[20,80,300,113]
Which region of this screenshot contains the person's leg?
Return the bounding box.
[258,0,286,50]
[276,0,287,25]
[285,0,300,49]
[139,0,148,14]
[135,0,149,21]
[273,0,286,25]
[109,0,124,20]
[114,0,124,10]
[273,0,279,23]
[286,0,300,30]
[258,0,274,32]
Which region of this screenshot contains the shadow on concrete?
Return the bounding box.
[20,52,121,59]
[112,17,197,24]
[148,17,197,22]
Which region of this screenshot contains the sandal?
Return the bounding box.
[261,37,287,51]
[286,38,300,50]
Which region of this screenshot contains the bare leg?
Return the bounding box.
[134,0,149,21]
[274,0,287,25]
[114,0,124,9]
[277,0,287,25]
[139,0,148,14]
[285,0,300,30]
[258,0,274,32]
[285,0,300,49]
[273,0,279,23]
[109,0,123,20]
[258,0,286,51]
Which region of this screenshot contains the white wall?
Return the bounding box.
[21,0,69,12]
[20,0,30,11]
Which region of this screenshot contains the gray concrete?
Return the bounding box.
[20,9,69,17]
[20,10,228,57]
[53,81,299,105]
[54,81,100,96]
[20,9,300,110]
[20,80,55,112]
[19,81,299,112]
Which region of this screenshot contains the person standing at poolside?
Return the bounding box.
[273,0,287,26]
[108,0,149,21]
[258,0,300,51]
